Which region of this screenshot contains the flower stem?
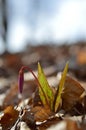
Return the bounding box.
[18,66,48,105]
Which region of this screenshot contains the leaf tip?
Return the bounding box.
[38,62,41,69]
[65,61,69,68]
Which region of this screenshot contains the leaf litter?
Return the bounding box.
[0,44,86,130]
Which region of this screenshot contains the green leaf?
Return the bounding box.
[38,63,54,110]
[54,62,68,112]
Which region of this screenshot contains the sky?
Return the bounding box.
[0,0,86,53]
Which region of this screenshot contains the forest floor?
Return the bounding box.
[0,42,86,130]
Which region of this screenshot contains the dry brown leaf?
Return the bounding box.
[31,106,53,122]
[66,119,82,130]
[3,84,19,107]
[62,76,85,111]
[0,106,19,129]
[3,81,36,107]
[38,117,61,130]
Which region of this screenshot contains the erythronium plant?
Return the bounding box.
[18,62,68,112]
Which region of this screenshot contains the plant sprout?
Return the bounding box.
[18,62,68,112]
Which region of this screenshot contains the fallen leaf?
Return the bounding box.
[31,106,53,122]
[38,116,61,130]
[3,81,36,107]
[62,76,85,111]
[0,106,19,129]
[66,119,82,130]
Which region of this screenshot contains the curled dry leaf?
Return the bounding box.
[0,106,19,129]
[62,76,85,111]
[38,116,61,130]
[31,106,54,122]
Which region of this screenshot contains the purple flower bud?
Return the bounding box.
[18,70,24,94]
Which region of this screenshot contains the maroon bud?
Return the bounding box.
[18,70,24,94]
[18,66,42,95]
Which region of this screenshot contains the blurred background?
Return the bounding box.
[0,0,86,78]
[0,0,86,109]
[0,0,86,53]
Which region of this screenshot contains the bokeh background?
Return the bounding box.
[0,1,86,114]
[0,0,86,53]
